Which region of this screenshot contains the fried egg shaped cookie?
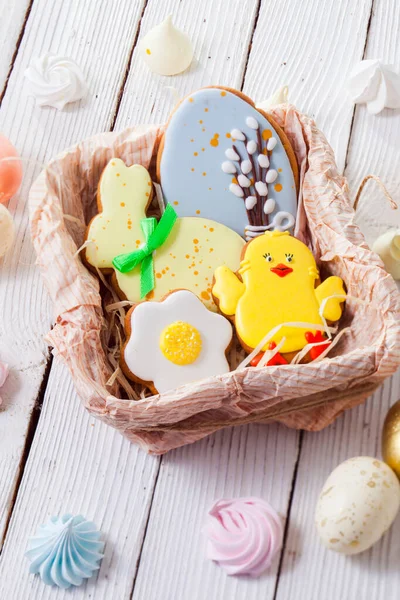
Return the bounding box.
[121,290,233,394]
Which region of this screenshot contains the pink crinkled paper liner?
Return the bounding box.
[28,106,400,454]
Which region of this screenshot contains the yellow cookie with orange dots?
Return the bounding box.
[85,158,244,310]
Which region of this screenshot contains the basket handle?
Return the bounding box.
[353,175,398,212]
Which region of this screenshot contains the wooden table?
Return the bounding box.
[0,1,399,598]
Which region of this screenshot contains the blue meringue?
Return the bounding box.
[25,514,104,588]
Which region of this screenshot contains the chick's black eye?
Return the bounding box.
[263,253,273,262]
[285,253,294,263]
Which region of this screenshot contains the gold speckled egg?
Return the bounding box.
[315,456,400,555]
[382,399,400,478]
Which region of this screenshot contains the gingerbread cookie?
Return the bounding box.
[212,231,346,354]
[85,159,245,311]
[121,290,232,394]
[157,86,299,239]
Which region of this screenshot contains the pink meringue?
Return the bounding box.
[204,497,283,577]
[0,360,9,405]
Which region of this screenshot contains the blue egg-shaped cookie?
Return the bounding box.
[158,87,299,238]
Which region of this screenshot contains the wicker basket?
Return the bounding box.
[29,106,400,454]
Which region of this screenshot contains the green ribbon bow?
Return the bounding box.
[112,203,178,299]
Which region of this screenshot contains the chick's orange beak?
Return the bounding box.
[270,263,293,277]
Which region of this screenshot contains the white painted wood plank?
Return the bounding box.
[276,3,400,597]
[244,0,373,172]
[0,0,146,545]
[275,371,400,600]
[0,360,160,599]
[345,0,400,246]
[125,1,375,599]
[115,0,260,127]
[133,423,299,600]
[0,0,31,94]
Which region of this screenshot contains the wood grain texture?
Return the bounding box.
[133,423,299,600]
[0,0,146,547]
[275,370,400,600]
[0,0,31,96]
[275,4,400,597]
[345,0,400,246]
[244,0,374,172]
[115,0,261,127]
[0,361,160,599]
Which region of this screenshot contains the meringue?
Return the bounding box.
[26,514,104,588]
[256,86,289,111]
[372,229,400,280]
[139,15,193,76]
[0,204,15,258]
[204,497,283,576]
[25,53,88,110]
[0,360,9,405]
[346,59,400,115]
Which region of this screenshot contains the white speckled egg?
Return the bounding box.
[315,456,400,555]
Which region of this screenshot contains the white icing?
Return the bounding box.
[244,211,295,239]
[267,137,277,151]
[25,53,88,110]
[0,204,14,258]
[247,140,257,155]
[225,148,240,161]
[244,224,269,240]
[123,290,232,393]
[258,154,269,169]
[238,174,251,188]
[271,211,295,231]
[346,59,400,115]
[245,196,257,210]
[265,169,278,183]
[139,15,193,76]
[222,161,236,174]
[263,198,276,214]
[255,181,268,196]
[245,116,259,129]
[241,159,252,175]
[256,86,289,110]
[231,129,245,141]
[229,183,244,197]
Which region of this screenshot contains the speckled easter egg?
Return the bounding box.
[0,204,15,257]
[315,456,400,555]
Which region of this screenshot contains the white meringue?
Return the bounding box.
[346,59,400,115]
[256,86,289,111]
[139,15,193,76]
[372,229,400,280]
[0,204,14,258]
[25,53,88,110]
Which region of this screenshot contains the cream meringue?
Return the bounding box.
[372,229,400,280]
[139,15,193,76]
[25,53,88,110]
[256,86,289,111]
[204,497,283,576]
[0,204,15,258]
[346,59,400,115]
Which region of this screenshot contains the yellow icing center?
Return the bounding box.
[159,321,202,365]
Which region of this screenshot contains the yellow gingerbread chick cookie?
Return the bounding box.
[212,230,346,354]
[85,159,245,310]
